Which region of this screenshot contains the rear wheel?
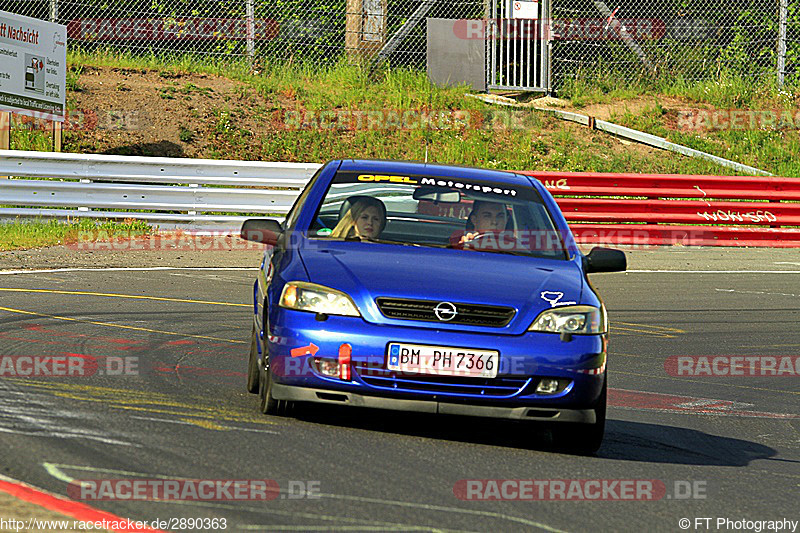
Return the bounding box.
[246,324,260,394]
[555,377,607,455]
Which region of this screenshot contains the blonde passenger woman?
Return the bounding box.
[331,197,387,240]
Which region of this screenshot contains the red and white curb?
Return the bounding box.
[0,474,165,533]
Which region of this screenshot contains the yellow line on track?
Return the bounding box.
[611,327,677,338]
[615,321,685,333]
[0,287,249,307]
[0,305,245,344]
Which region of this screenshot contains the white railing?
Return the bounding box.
[0,150,323,229]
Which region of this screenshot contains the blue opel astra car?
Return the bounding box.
[241,160,625,453]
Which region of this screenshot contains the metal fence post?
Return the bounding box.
[246,0,255,67]
[49,0,58,22]
[778,0,788,87]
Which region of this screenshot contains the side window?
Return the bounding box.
[283,168,322,230]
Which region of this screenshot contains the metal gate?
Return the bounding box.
[486,0,550,92]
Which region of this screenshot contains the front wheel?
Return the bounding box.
[554,377,607,455]
[259,360,279,415]
[258,358,293,416]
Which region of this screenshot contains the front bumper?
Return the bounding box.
[272,382,596,423]
[266,308,607,408]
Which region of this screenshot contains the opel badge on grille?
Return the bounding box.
[433,301,458,321]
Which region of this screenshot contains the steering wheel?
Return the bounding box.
[464,231,521,251]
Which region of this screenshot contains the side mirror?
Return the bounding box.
[585,247,626,273]
[240,218,283,246]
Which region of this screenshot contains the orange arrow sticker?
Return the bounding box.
[290,343,319,357]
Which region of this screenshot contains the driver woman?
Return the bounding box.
[330,197,387,240]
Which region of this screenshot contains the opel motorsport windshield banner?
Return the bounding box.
[0,10,66,121]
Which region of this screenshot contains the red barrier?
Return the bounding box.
[570,224,800,247]
[557,199,800,226]
[519,171,800,247]
[522,172,800,201]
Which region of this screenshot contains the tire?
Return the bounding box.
[258,360,280,415]
[258,355,294,416]
[246,324,260,394]
[555,377,607,455]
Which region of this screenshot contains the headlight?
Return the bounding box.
[529,305,605,334]
[279,282,361,317]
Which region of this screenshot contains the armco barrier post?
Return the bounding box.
[0,112,9,178]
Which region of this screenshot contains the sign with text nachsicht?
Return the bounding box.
[0,11,67,121]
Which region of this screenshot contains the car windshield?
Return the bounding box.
[307,171,568,259]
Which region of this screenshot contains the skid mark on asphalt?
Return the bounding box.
[0,287,249,307]
[236,525,476,531]
[44,464,565,533]
[9,380,277,431]
[129,416,278,434]
[614,370,800,397]
[611,322,685,338]
[609,388,800,419]
[0,267,259,275]
[0,305,245,344]
[0,381,137,446]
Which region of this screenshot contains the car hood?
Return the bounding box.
[299,241,584,334]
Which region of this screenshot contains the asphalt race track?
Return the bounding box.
[0,250,798,532]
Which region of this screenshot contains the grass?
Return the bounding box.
[0,218,154,251]
[557,68,800,110]
[7,48,800,178]
[178,125,195,143]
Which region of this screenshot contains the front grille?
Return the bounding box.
[353,363,530,398]
[375,298,515,327]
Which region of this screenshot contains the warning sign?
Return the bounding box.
[0,10,67,121]
[512,0,539,19]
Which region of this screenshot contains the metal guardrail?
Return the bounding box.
[0,150,321,186]
[2,150,800,246]
[0,150,322,228]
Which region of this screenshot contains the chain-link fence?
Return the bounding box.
[0,0,483,67]
[0,0,796,89]
[551,0,795,89]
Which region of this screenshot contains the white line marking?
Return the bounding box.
[715,288,799,297]
[774,262,800,266]
[44,464,566,532]
[0,267,259,275]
